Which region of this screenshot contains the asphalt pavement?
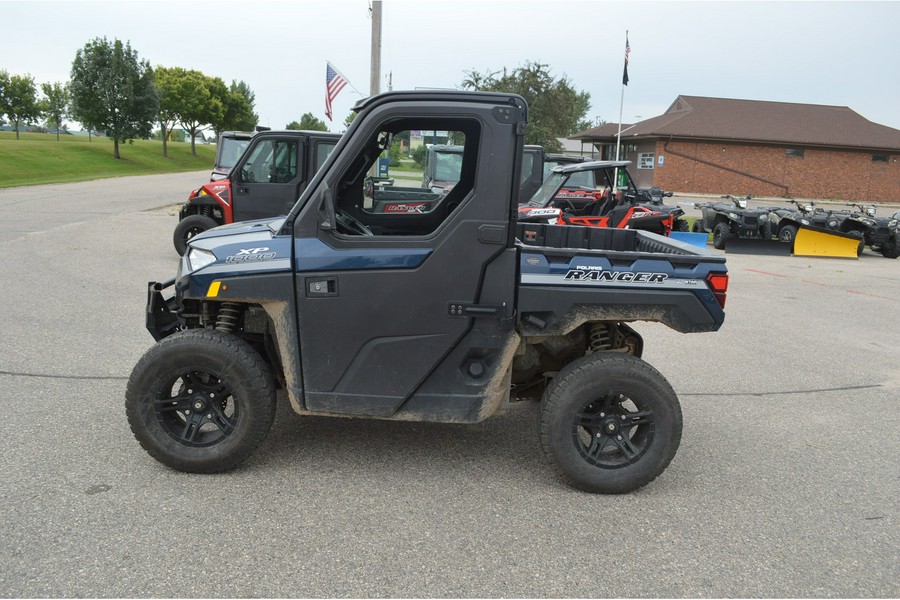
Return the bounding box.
[0,177,897,597]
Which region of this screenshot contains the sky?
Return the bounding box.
[3,0,899,134]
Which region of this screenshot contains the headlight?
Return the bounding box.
[759,213,768,221]
[801,219,811,225]
[728,212,739,220]
[865,206,876,216]
[186,248,217,273]
[889,220,898,228]
[737,200,748,209]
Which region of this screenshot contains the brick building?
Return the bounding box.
[571,96,900,203]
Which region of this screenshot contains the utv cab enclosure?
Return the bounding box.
[129,90,729,494]
[173,129,340,254]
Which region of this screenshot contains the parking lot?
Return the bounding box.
[0,173,897,597]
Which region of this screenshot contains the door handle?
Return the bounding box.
[306,277,338,297]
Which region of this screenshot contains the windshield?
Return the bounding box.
[434,150,463,182]
[527,171,567,207]
[217,137,252,170]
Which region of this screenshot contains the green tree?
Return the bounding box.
[41,82,70,141]
[154,65,189,158]
[4,73,43,139]
[69,37,159,158]
[174,70,224,156]
[221,79,257,133]
[286,112,328,131]
[460,61,590,151]
[0,69,9,125]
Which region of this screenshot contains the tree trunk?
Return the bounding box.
[161,124,168,158]
[114,137,120,159]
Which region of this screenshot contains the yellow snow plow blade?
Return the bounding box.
[793,226,861,258]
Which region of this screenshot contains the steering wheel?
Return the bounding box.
[335,210,374,236]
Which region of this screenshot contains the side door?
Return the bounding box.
[291,103,522,419]
[231,135,304,222]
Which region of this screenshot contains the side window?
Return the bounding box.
[315,142,336,170]
[331,118,480,237]
[240,139,299,183]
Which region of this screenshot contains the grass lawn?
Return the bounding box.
[0,131,215,188]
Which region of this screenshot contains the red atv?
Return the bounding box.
[517,160,677,236]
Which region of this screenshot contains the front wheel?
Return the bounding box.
[712,222,731,249]
[778,224,798,244]
[540,353,682,494]
[174,214,219,256]
[126,329,277,473]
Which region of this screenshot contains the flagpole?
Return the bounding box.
[614,30,629,189]
[616,83,625,177]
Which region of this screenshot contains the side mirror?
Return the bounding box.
[318,184,336,231]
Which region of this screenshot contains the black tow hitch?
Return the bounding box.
[146,277,181,341]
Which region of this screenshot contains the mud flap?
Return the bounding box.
[793,226,861,259]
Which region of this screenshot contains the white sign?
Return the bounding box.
[638,152,655,170]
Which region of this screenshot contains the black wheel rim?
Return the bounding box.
[154,369,238,447]
[573,393,655,468]
[184,226,206,242]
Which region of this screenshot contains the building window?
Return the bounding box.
[786,148,804,158]
[872,153,888,163]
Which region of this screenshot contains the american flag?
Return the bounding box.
[622,34,630,86]
[325,61,348,121]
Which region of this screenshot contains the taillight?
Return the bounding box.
[706,272,729,309]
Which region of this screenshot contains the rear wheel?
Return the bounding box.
[174,214,219,256]
[691,220,705,233]
[540,353,682,494]
[126,329,277,473]
[712,222,731,249]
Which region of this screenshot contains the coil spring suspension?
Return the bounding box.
[200,205,214,218]
[589,323,613,352]
[215,303,241,332]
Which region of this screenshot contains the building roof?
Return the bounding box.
[571,95,900,151]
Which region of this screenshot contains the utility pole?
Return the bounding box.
[370,1,382,96]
